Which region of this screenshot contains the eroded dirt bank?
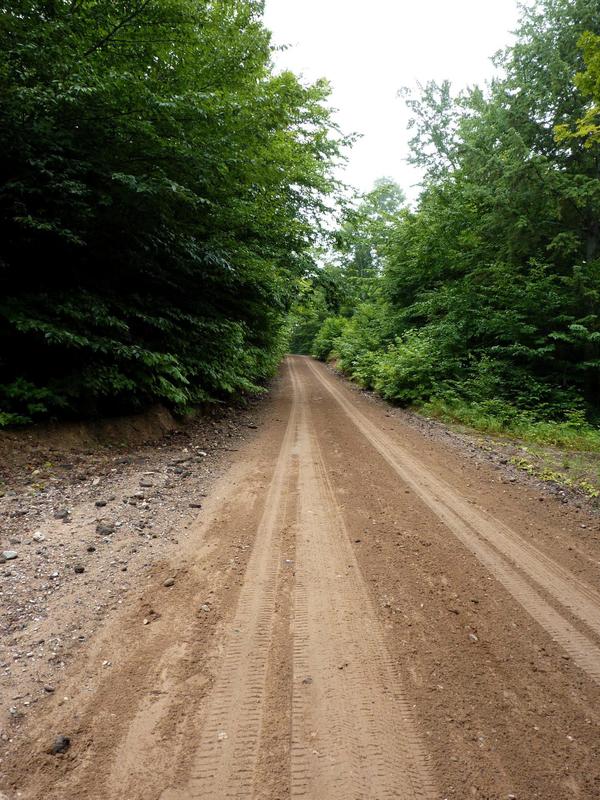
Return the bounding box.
[2,357,600,799]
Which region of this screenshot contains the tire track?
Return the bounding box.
[289,361,436,800]
[305,357,600,685]
[180,384,300,799]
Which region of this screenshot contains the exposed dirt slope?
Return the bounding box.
[2,356,600,799]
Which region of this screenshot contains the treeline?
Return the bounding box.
[298,0,600,446]
[0,1,342,425]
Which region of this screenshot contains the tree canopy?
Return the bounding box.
[302,0,600,443]
[0,0,343,424]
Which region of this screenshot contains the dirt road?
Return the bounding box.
[3,356,600,799]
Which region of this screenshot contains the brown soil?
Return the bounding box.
[1,356,600,799]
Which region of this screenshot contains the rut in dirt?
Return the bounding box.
[163,358,436,799]
[305,358,600,686]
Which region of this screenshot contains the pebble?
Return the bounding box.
[96,522,115,536]
[95,500,107,508]
[87,545,96,553]
[189,503,203,509]
[2,551,18,561]
[139,479,153,488]
[74,565,85,574]
[50,735,70,754]
[468,633,479,643]
[32,531,45,542]
[163,577,175,587]
[43,685,55,693]
[54,509,70,520]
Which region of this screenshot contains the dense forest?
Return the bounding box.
[0,0,344,425]
[2,0,600,446]
[295,0,600,447]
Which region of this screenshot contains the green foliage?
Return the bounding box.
[422,399,600,452]
[311,316,348,361]
[556,31,600,146]
[0,0,342,423]
[305,0,600,449]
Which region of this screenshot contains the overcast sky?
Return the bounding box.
[263,0,521,202]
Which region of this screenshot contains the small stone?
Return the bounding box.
[96,523,115,536]
[200,604,211,613]
[139,479,153,488]
[54,509,70,520]
[302,676,313,685]
[73,565,85,574]
[163,578,175,587]
[468,633,479,643]
[95,500,107,508]
[189,503,203,509]
[2,551,18,561]
[32,531,45,543]
[43,685,55,693]
[87,545,96,553]
[50,735,70,754]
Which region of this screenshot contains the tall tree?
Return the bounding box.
[0,0,344,424]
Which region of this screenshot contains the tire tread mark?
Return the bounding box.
[289,360,436,800]
[186,386,300,799]
[305,358,600,686]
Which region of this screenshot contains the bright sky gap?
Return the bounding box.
[264,0,521,200]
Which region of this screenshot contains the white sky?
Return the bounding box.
[263,0,521,202]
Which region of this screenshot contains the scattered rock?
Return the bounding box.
[468,633,479,643]
[74,565,85,574]
[163,577,175,587]
[32,531,45,543]
[86,545,96,553]
[95,500,107,508]
[43,685,55,693]
[139,479,153,488]
[50,735,70,754]
[54,509,70,520]
[96,522,115,536]
[1,551,18,561]
[189,503,203,509]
